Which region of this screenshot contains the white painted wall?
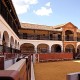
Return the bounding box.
[20,39,63,52]
[0,15,20,49]
[77,42,80,47]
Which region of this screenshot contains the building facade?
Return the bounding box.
[19,23,80,57]
[0,0,80,58]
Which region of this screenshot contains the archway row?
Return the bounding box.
[0,31,20,54]
[20,43,62,53]
[2,31,19,49]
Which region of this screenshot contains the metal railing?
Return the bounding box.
[65,36,76,41]
[20,34,62,41]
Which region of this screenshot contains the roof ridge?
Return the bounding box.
[21,22,52,27]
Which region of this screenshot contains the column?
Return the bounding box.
[7,41,10,47]
[34,46,37,54]
[49,46,51,53]
[0,39,2,45]
[33,46,37,63]
[61,46,63,52]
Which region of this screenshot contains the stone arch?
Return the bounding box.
[51,44,61,53]
[65,30,74,41]
[2,31,9,46]
[65,44,75,53]
[20,43,35,54]
[37,43,49,53]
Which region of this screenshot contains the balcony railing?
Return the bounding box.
[65,36,75,41]
[20,34,62,41]
[19,33,80,42]
[50,36,62,41]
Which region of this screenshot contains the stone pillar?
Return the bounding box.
[12,44,15,49]
[32,54,36,63]
[33,46,37,63]
[34,46,37,54]
[0,39,2,45]
[61,46,63,52]
[7,42,10,47]
[49,46,51,53]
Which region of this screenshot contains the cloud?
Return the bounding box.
[12,0,38,15]
[45,2,51,7]
[34,2,52,16]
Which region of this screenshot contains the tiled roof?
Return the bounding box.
[21,22,78,30]
[20,22,80,33]
[53,22,77,29]
[53,23,68,29]
[21,23,63,31]
[21,23,54,31]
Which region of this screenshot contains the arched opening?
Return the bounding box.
[2,31,9,54]
[65,30,74,41]
[65,44,75,53]
[77,45,80,54]
[2,31,9,46]
[20,43,35,54]
[37,44,49,53]
[51,44,61,52]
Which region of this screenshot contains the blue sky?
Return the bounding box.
[12,0,80,28]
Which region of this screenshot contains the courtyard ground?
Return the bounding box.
[34,60,80,80]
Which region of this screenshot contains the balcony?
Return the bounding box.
[19,33,80,42]
[20,34,62,41]
[0,1,20,36]
[65,36,77,41]
[50,36,62,41]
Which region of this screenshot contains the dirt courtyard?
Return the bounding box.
[34,60,80,80]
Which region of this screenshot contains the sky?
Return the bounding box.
[12,0,80,28]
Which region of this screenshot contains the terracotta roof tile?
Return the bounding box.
[21,22,76,31]
[20,22,79,32]
[21,23,54,31]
